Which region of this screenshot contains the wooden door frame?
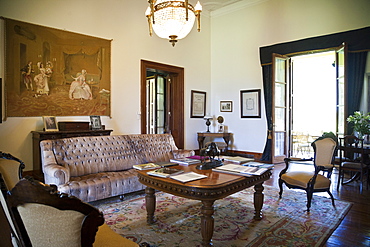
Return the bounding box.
[140,60,185,148]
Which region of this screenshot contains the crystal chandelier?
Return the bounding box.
[145,0,202,47]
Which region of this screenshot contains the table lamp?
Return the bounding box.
[204,116,213,132]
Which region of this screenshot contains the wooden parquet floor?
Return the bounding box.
[268,163,370,247]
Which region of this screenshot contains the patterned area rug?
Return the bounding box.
[92,185,351,247]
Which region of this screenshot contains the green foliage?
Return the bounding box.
[347,111,370,138]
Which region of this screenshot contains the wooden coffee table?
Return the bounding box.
[137,164,272,246]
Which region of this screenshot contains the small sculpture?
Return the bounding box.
[196,142,223,170]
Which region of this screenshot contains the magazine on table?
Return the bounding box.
[213,164,268,176]
[242,161,274,169]
[170,172,208,183]
[147,167,184,178]
[133,163,161,170]
[169,158,200,165]
[221,156,254,164]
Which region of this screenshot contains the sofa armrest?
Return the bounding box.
[43,164,70,185]
[172,149,195,159]
[41,150,70,185]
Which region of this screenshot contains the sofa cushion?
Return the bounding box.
[58,169,145,202]
[52,135,144,177]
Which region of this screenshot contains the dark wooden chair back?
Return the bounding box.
[7,178,104,247]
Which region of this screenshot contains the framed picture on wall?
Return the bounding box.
[220,101,232,112]
[43,116,58,131]
[90,115,102,130]
[190,90,206,118]
[240,89,261,118]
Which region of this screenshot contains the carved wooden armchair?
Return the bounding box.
[7,178,139,247]
[278,137,336,212]
[337,135,368,193]
[0,151,25,246]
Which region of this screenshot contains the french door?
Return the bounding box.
[146,74,171,134]
[272,53,290,163]
[271,44,347,162]
[336,43,347,138]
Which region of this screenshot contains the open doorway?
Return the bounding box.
[140,60,185,148]
[291,51,336,157]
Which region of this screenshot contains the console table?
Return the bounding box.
[197,132,232,151]
[31,129,113,181]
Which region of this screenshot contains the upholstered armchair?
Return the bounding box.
[7,178,139,247]
[278,137,336,212]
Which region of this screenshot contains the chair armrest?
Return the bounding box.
[172,149,195,159]
[43,164,70,186]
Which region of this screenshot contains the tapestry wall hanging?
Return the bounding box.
[3,18,111,117]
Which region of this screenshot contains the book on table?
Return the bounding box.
[147,167,184,178]
[213,164,268,176]
[133,163,161,170]
[221,156,254,164]
[170,172,208,183]
[133,161,178,170]
[169,158,200,165]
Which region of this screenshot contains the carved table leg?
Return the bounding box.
[253,182,264,220]
[200,200,215,246]
[145,186,156,224]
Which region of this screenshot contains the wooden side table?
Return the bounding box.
[197,132,232,151]
[31,129,113,181]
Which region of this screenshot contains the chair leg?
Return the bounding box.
[278,179,284,198]
[327,190,336,208]
[306,191,313,212]
[337,168,341,191]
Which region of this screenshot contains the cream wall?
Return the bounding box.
[0,0,211,170]
[0,0,370,171]
[210,0,370,152]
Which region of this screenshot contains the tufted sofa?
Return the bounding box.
[40,134,194,202]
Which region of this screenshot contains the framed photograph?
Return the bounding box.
[190,90,206,118]
[220,101,232,112]
[90,115,102,130]
[43,116,58,131]
[240,89,261,118]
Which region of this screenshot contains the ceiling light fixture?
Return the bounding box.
[145,0,202,47]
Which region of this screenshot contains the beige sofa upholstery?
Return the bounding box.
[40,134,194,202]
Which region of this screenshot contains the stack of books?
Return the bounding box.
[169,158,200,166]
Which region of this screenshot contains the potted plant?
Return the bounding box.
[347,111,370,140]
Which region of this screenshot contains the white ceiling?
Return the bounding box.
[201,0,245,11]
